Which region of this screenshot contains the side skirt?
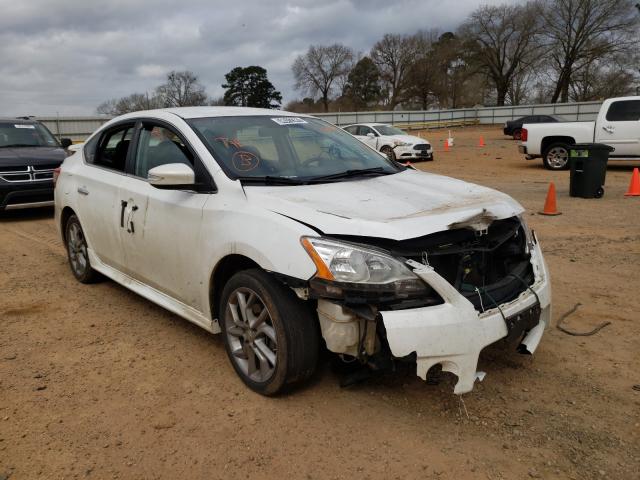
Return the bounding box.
[88,249,220,334]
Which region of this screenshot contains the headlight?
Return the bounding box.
[393,140,411,147]
[301,236,432,301]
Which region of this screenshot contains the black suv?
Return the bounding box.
[0,118,71,210]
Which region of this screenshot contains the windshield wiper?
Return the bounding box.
[236,175,306,186]
[308,167,392,182]
[0,144,40,148]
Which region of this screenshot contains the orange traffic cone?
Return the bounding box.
[478,136,486,147]
[624,167,640,196]
[539,182,561,216]
[444,139,450,152]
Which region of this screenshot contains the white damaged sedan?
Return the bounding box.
[343,123,434,162]
[55,107,550,396]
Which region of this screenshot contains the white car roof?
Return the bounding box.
[116,106,313,120]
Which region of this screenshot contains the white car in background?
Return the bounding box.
[55,107,550,396]
[343,123,434,162]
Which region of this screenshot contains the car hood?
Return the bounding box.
[0,146,66,167]
[391,134,428,145]
[244,170,524,240]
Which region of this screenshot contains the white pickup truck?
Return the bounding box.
[519,96,640,170]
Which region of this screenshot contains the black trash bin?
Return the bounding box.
[569,143,614,198]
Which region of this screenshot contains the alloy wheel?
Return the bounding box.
[67,222,88,275]
[546,147,568,169]
[224,287,278,383]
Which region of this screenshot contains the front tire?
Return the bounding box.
[219,269,319,395]
[543,142,571,170]
[64,214,101,283]
[380,145,396,162]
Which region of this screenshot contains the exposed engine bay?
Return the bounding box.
[312,216,545,391]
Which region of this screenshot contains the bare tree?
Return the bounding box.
[542,0,640,103]
[370,33,417,109]
[507,67,538,105]
[569,55,639,100]
[460,2,543,106]
[96,92,161,115]
[292,44,354,112]
[428,32,482,108]
[404,30,440,109]
[155,70,208,107]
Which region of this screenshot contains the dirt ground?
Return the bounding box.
[1,125,639,480]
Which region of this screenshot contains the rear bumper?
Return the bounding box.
[381,242,550,394]
[0,181,55,210]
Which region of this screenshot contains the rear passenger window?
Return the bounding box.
[606,100,640,122]
[91,125,134,172]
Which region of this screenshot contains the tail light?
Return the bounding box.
[53,167,61,186]
[521,128,528,142]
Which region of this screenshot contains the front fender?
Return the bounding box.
[198,205,319,314]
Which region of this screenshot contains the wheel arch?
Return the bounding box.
[209,254,262,321]
[60,206,76,242]
[541,136,575,153]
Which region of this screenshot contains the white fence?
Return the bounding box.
[37,116,111,142]
[36,101,603,141]
[314,101,602,127]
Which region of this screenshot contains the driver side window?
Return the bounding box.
[358,126,374,136]
[134,125,193,179]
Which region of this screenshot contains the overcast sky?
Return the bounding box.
[0,0,512,116]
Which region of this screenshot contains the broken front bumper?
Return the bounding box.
[380,243,551,394]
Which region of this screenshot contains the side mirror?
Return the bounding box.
[60,138,73,149]
[148,163,195,187]
[366,132,375,138]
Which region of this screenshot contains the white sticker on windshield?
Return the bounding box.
[14,124,35,129]
[271,117,307,126]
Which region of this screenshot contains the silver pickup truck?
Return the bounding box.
[519,96,640,170]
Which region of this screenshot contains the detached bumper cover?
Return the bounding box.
[380,243,551,394]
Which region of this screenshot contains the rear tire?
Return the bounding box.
[219,269,319,396]
[543,142,571,170]
[64,214,101,284]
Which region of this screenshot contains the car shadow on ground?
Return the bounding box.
[0,206,54,222]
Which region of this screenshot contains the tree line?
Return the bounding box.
[291,0,639,112]
[98,0,639,116]
[97,67,282,115]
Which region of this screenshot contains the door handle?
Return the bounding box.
[127,205,138,234]
[602,125,614,134]
[77,186,89,195]
[120,200,128,228]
